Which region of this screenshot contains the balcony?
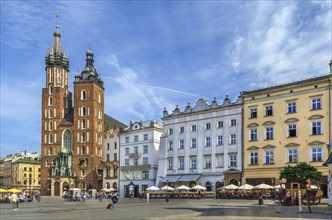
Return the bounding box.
[129,153,141,158]
[120,164,150,171]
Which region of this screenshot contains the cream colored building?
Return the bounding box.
[242,63,331,197]
[11,158,41,191]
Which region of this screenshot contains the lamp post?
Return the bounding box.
[166,180,169,202]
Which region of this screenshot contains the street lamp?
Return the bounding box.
[166,180,169,202]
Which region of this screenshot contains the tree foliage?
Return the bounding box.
[280,162,322,184]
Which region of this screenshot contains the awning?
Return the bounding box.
[160,175,182,183]
[177,174,201,182]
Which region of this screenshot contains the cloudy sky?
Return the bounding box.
[1,1,331,157]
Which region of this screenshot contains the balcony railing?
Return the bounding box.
[120,164,150,171]
[129,153,141,158]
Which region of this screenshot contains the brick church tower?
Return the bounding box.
[40,14,104,196]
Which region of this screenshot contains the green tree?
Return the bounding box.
[280,162,322,184]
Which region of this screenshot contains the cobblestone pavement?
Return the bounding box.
[0,197,331,220]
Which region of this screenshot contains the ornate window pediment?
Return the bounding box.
[308,114,324,120]
[308,141,325,146]
[247,146,259,150]
[262,145,276,149]
[284,142,300,147]
[263,121,275,126]
[284,118,299,123]
[247,123,259,128]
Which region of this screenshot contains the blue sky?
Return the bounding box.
[1,1,331,157]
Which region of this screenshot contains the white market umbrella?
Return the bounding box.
[101,188,116,192]
[176,185,190,191]
[224,184,239,190]
[191,185,206,190]
[254,183,273,189]
[274,185,281,189]
[161,185,174,191]
[238,184,253,190]
[146,186,160,191]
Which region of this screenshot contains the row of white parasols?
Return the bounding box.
[146,184,206,191]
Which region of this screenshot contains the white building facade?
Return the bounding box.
[156,97,243,192]
[102,127,120,191]
[119,120,162,198]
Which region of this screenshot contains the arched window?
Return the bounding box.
[63,129,72,151]
[113,182,117,190]
[97,92,101,103]
[82,132,86,142]
[49,86,53,94]
[85,158,88,167]
[48,97,53,106]
[82,107,86,116]
[57,69,61,83]
[49,121,53,131]
[81,90,86,100]
[82,119,86,129]
[49,69,53,83]
[106,182,110,188]
[82,146,86,155]
[49,134,53,144]
[49,109,53,118]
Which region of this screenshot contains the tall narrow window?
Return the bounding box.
[190,156,197,169]
[288,124,297,137]
[265,106,273,116]
[204,156,211,168]
[178,157,184,170]
[265,127,274,140]
[179,140,184,149]
[250,129,258,141]
[287,102,296,113]
[288,149,298,163]
[217,135,223,145]
[48,97,53,106]
[191,138,197,148]
[311,121,322,135]
[81,90,86,100]
[168,158,173,170]
[265,151,274,164]
[250,152,258,165]
[205,137,211,147]
[312,148,322,162]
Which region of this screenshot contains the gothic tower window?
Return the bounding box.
[49,69,53,83]
[48,97,53,106]
[82,146,86,155]
[97,92,101,103]
[57,69,61,83]
[63,129,72,151]
[49,121,53,131]
[82,119,86,129]
[82,132,86,142]
[82,106,86,116]
[49,109,53,118]
[81,90,86,100]
[85,158,88,167]
[49,134,53,144]
[49,86,53,94]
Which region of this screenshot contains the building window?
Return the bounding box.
[168,141,173,150]
[134,146,138,153]
[191,138,197,148]
[250,108,257,118]
[114,142,117,149]
[218,121,223,128]
[139,145,147,155]
[265,106,273,116]
[250,152,258,165]
[125,159,129,166]
[287,102,296,113]
[142,171,149,179]
[133,158,138,166]
[288,149,298,163]
[266,127,274,140]
[169,128,173,135]
[179,127,184,133]
[205,137,211,147]
[81,90,86,100]
[191,125,196,131]
[216,155,224,167]
[179,140,185,149]
[143,157,148,165]
[311,121,322,135]
[230,155,237,167]
[125,148,129,156]
[206,123,211,130]
[230,134,237,144]
[204,156,211,168]
[107,143,110,150]
[312,148,322,162]
[311,98,321,110]
[230,119,237,126]
[97,92,101,103]
[114,153,117,161]
[168,158,173,170]
[143,134,148,141]
[265,151,274,164]
[106,154,110,161]
[288,124,297,137]
[125,137,129,143]
[217,135,223,145]
[178,157,184,170]
[190,156,197,169]
[48,97,53,106]
[134,135,138,142]
[250,129,258,141]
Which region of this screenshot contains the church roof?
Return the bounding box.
[104,114,127,131]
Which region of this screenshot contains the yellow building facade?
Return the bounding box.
[11,158,41,191]
[242,65,331,197]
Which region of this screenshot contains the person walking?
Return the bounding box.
[10,193,18,211]
[111,193,119,209]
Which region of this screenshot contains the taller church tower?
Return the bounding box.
[41,13,73,196]
[40,14,104,196]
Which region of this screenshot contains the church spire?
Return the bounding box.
[53,10,61,54]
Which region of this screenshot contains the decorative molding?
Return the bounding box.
[308,114,324,120]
